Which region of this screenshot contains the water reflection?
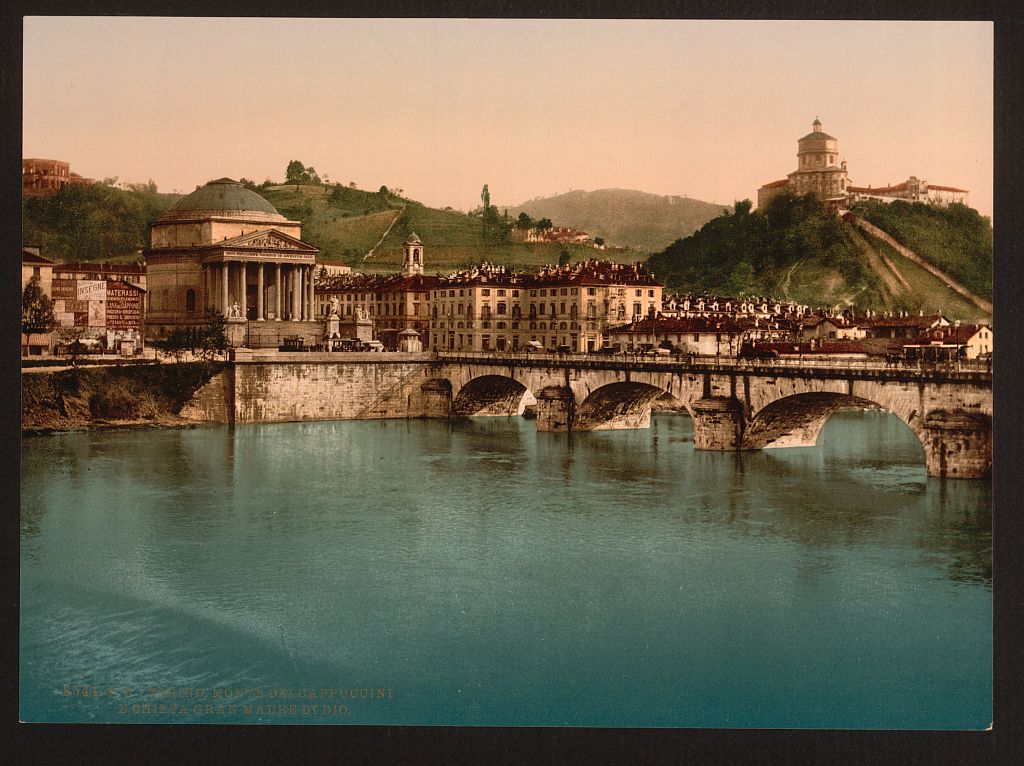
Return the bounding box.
[20,410,991,727]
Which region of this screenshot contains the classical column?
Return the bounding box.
[292,266,300,320]
[289,266,296,320]
[298,267,306,321]
[257,262,265,321]
[307,266,315,320]
[239,261,247,319]
[221,262,229,317]
[274,263,282,321]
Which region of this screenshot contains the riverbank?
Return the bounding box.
[21,362,223,432]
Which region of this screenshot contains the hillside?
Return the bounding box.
[22,181,637,273]
[645,193,991,320]
[503,188,728,252]
[249,184,640,273]
[850,199,992,301]
[22,183,178,262]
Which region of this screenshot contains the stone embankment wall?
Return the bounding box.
[179,354,439,425]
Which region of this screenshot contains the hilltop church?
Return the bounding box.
[757,118,968,211]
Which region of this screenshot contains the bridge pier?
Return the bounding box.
[535,386,575,432]
[922,410,992,478]
[419,379,452,418]
[690,397,745,451]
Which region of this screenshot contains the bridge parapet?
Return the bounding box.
[432,351,991,385]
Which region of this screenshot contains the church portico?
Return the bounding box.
[146,178,321,345]
[202,251,317,322]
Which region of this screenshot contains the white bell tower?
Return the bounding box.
[402,232,424,277]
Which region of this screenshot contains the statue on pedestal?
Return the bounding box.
[325,296,342,339]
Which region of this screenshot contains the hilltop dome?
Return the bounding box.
[168,177,282,217]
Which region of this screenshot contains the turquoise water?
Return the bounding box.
[20,412,991,728]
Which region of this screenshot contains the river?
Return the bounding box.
[20,411,991,728]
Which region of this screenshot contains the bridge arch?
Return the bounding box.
[741,391,892,450]
[451,374,530,418]
[573,381,669,431]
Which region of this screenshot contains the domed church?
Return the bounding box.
[145,178,320,346]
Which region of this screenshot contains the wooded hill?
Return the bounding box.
[645,193,992,321]
[503,188,729,252]
[22,182,179,263]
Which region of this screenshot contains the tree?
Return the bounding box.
[480,184,490,210]
[197,308,229,362]
[286,160,306,183]
[594,237,605,247]
[379,185,390,196]
[238,177,259,191]
[516,212,534,230]
[126,179,159,194]
[558,249,571,266]
[536,217,553,231]
[22,279,55,355]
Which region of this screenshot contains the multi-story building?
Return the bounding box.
[316,237,663,353]
[605,316,745,356]
[847,176,969,207]
[430,260,662,353]
[22,159,94,197]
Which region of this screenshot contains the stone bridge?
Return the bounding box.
[182,351,992,478]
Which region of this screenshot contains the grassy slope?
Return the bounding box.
[858,232,990,322]
[851,200,992,301]
[263,185,640,273]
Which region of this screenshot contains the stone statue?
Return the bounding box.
[329,296,341,317]
[356,306,367,321]
[231,301,241,318]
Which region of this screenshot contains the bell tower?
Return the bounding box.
[402,232,424,277]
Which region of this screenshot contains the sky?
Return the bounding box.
[23,18,993,217]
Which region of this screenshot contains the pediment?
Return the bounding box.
[215,229,318,253]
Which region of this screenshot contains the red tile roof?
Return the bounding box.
[608,317,743,334]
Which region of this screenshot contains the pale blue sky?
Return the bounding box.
[24,18,993,216]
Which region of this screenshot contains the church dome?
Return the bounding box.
[167,178,282,217]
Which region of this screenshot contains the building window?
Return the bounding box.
[186,289,196,313]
